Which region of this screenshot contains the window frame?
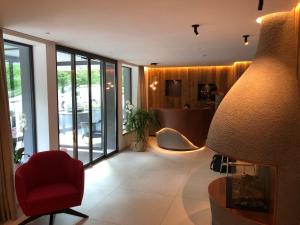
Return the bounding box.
[4,39,37,157]
[55,45,119,167]
[122,66,132,135]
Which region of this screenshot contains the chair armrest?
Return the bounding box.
[68,159,84,198]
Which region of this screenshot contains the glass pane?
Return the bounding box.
[105,62,117,154]
[76,55,90,164]
[91,59,104,160]
[122,67,132,133]
[57,51,73,158]
[4,42,35,162]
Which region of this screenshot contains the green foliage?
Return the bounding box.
[13,147,25,164]
[125,105,156,143]
[5,62,22,98]
[57,71,71,93]
[57,69,103,94]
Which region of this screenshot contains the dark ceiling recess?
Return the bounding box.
[150,63,158,66]
[243,35,250,45]
[258,0,264,10]
[192,24,200,36]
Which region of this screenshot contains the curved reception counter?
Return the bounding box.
[153,107,214,149]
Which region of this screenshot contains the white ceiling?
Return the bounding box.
[0,0,297,66]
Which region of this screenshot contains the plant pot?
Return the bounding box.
[132,141,147,152]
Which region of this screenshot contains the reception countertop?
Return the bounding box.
[153,107,215,147]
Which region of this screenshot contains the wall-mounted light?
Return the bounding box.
[258,0,264,10]
[243,35,250,46]
[150,77,159,91]
[150,63,159,91]
[256,17,262,24]
[192,24,200,37]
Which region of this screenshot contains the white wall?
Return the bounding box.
[46,43,59,150]
[33,44,49,150]
[117,60,140,151]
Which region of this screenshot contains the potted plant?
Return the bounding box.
[13,147,30,164]
[13,113,30,169]
[125,102,156,151]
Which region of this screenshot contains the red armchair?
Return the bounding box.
[15,150,88,225]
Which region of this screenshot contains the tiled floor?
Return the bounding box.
[5,138,221,225]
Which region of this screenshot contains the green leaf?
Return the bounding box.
[124,106,158,143]
[14,147,25,164]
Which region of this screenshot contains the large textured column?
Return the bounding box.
[206,6,300,225]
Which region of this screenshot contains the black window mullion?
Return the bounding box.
[88,58,93,164]
[102,62,107,156]
[28,45,37,153]
[115,62,119,151]
[71,54,78,159]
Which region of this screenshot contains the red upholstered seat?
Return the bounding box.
[26,183,80,216]
[15,151,87,224]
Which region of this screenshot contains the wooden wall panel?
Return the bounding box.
[148,62,251,109]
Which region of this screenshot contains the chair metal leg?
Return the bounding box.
[49,213,54,225]
[19,215,42,225]
[63,208,89,218]
[18,208,88,225]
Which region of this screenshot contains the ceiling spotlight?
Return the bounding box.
[192,24,200,36]
[243,35,250,46]
[150,63,158,66]
[258,0,264,10]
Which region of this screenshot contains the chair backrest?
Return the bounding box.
[17,150,73,189]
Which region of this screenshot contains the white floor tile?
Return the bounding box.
[161,197,212,225]
[89,188,173,225]
[6,137,218,225]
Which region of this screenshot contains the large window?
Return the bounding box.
[122,66,132,133]
[4,40,36,161]
[56,46,118,166]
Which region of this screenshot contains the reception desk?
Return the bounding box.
[153,107,214,148]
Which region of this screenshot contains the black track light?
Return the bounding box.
[150,63,158,66]
[192,24,200,36]
[258,0,264,10]
[243,35,250,46]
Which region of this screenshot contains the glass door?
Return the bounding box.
[91,59,104,160]
[4,41,36,161]
[56,47,117,165]
[75,55,90,164]
[57,51,74,158]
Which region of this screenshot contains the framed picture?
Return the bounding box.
[198,83,217,101]
[165,80,182,97]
